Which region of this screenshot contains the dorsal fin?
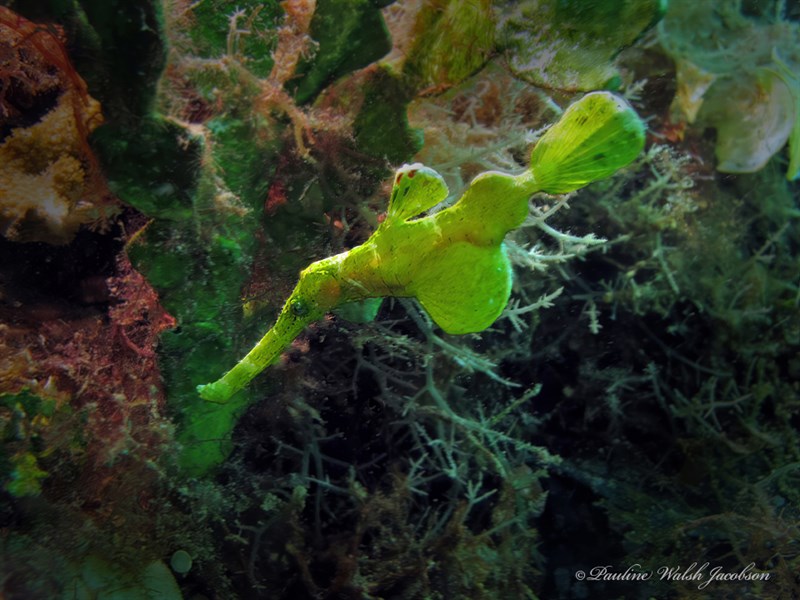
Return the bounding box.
[387,163,449,221]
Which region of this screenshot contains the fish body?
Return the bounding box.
[198,92,646,402]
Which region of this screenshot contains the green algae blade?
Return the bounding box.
[788,115,800,181]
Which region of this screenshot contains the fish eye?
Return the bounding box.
[395,172,403,185]
[291,299,308,316]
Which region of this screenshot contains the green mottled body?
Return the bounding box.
[198,92,646,402]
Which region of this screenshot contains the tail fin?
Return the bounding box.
[530,92,645,194]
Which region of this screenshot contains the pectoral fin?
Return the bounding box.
[334,298,384,323]
[412,242,512,334]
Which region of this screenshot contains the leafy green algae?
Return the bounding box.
[289,0,393,104]
[84,0,417,475]
[501,0,667,91]
[353,66,424,164]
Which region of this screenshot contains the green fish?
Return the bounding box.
[198,91,645,402]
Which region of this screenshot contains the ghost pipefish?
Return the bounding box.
[197,91,646,403]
